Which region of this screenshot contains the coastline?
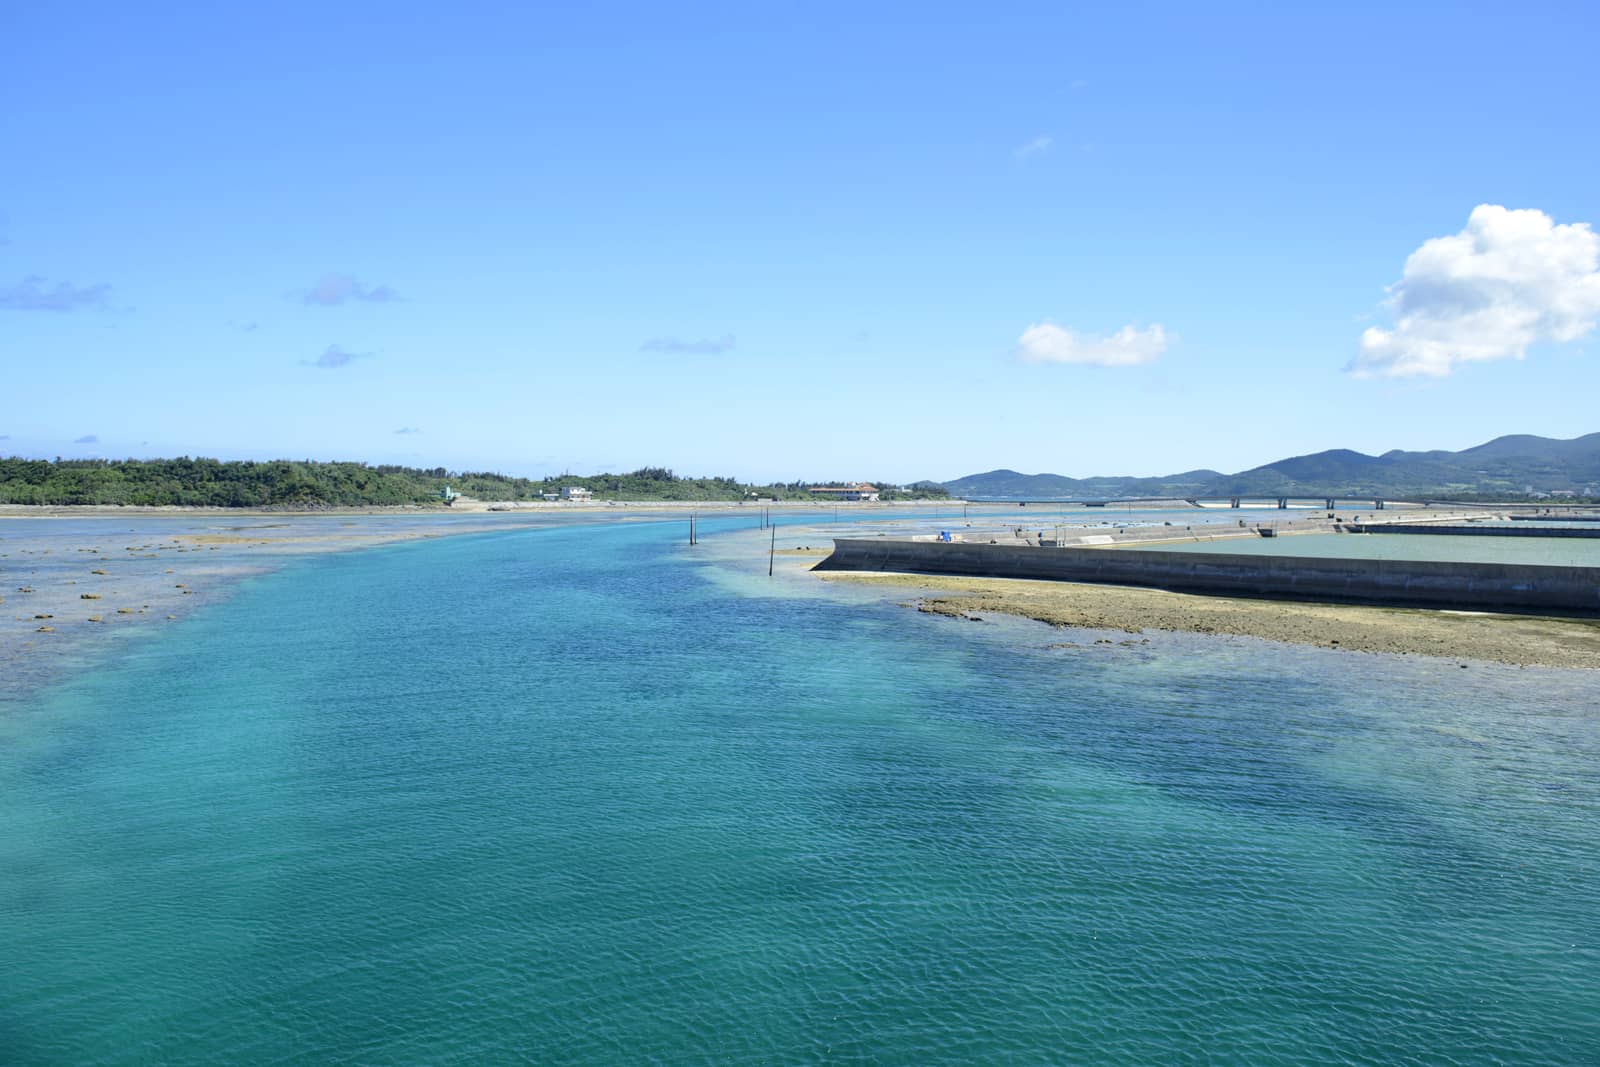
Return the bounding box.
[15,503,1597,714]
[695,520,1600,670]
[0,511,545,703]
[815,569,1600,669]
[0,499,959,517]
[1,502,949,704]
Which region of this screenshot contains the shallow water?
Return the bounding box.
[4,516,1598,1064]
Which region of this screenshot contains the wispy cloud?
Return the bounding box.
[0,276,110,312]
[299,274,402,306]
[1352,204,1600,378]
[1017,322,1169,367]
[641,334,736,355]
[302,345,372,369]
[394,426,422,435]
[1014,134,1053,159]
[74,434,99,444]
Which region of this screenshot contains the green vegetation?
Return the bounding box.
[942,433,1600,502]
[0,457,948,507]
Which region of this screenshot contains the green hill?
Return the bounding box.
[941,468,1224,500]
[941,433,1600,501]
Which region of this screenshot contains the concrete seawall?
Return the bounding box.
[1347,523,1600,538]
[814,539,1600,616]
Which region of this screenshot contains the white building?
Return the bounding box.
[560,486,593,501]
[807,483,880,502]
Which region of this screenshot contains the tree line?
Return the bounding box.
[0,457,947,507]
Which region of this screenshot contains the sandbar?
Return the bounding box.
[817,570,1600,669]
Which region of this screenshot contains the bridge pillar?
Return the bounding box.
[1277,497,1288,509]
[1230,497,1240,509]
[1325,497,1335,510]
[1375,498,1385,510]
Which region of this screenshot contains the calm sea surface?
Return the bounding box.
[4,516,1599,1064]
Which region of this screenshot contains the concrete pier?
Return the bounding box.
[1347,523,1600,538]
[814,538,1600,616]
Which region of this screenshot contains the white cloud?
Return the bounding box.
[0,275,110,312]
[1014,134,1053,159]
[303,345,372,369]
[1017,323,1168,367]
[641,334,735,354]
[300,274,401,306]
[1353,204,1600,378]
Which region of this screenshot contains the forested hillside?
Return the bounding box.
[0,458,946,507]
[942,433,1600,501]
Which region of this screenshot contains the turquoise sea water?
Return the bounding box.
[4,517,1599,1064]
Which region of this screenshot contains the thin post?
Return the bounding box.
[768,525,776,576]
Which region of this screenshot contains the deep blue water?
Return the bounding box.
[3,517,1598,1064]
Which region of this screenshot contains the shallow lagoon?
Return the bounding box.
[4,516,1598,1063]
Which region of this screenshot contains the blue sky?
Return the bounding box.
[4,1,1598,482]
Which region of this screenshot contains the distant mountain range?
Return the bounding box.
[939,433,1600,501]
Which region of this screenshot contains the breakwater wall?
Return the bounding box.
[815,539,1600,616]
[1510,513,1600,522]
[1347,523,1600,539]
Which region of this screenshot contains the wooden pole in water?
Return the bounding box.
[768,525,776,576]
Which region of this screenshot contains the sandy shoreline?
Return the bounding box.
[816,569,1600,669]
[0,511,564,703]
[1,503,940,704]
